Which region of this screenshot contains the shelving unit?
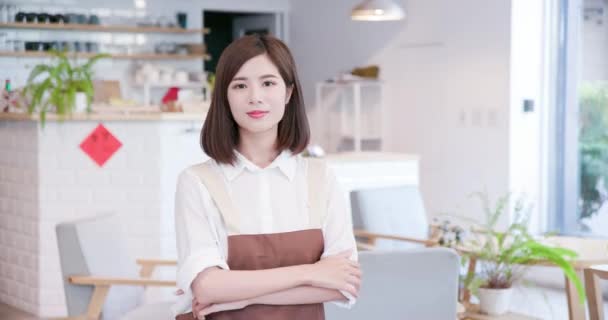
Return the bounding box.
[0,51,211,60]
[0,22,209,34]
[0,19,210,107]
[134,81,208,106]
[0,22,211,61]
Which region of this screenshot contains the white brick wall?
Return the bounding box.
[0,120,40,315]
[0,118,205,317]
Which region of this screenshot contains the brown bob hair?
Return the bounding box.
[200,34,310,165]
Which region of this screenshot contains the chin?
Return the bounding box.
[240,123,279,135]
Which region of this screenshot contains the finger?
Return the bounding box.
[343,283,358,298]
[192,299,205,314]
[349,275,361,291]
[349,266,363,278]
[175,289,185,295]
[348,260,360,268]
[200,305,217,317]
[192,310,203,320]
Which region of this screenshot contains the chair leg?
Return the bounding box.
[565,271,586,320]
[49,285,109,320]
[139,264,156,291]
[139,264,156,278]
[461,256,477,303]
[86,285,110,320]
[585,269,605,320]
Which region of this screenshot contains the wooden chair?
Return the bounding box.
[585,265,608,320]
[349,186,439,251]
[55,214,178,320]
[354,229,438,250]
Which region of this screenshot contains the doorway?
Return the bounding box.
[203,10,285,73]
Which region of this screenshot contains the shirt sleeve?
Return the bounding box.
[321,167,358,309]
[174,168,229,312]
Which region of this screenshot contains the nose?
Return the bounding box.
[247,86,262,105]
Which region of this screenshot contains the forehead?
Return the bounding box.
[233,54,280,78]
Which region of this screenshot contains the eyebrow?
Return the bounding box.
[231,74,279,82]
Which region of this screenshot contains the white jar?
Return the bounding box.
[174,71,188,84]
[0,5,7,24]
[74,92,88,113]
[7,5,16,23]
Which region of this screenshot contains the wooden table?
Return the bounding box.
[462,311,541,320]
[460,236,608,320]
[458,302,541,319]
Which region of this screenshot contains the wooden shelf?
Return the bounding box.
[0,51,211,60]
[0,22,209,34]
[134,82,206,88]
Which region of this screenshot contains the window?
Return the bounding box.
[551,0,608,236]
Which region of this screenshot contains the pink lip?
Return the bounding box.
[247,110,269,119]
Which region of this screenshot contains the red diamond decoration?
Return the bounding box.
[79,124,122,167]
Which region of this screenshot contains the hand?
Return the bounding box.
[193,297,212,320]
[308,250,362,297]
[173,290,211,320]
[198,300,249,318]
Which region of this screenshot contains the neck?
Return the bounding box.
[237,128,280,168]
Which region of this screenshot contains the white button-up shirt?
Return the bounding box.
[172,150,358,316]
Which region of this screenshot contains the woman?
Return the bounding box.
[173,34,360,320]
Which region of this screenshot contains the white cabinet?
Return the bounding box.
[315,81,384,153]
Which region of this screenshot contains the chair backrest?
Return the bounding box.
[56,214,144,320]
[585,265,608,320]
[350,185,428,249]
[325,248,460,320]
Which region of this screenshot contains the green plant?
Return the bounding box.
[460,192,585,304]
[24,50,109,126]
[579,83,608,224]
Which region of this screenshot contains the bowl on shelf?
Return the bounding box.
[181,43,205,55]
[25,12,37,23]
[15,12,26,23]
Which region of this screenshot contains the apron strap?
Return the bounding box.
[307,158,329,229]
[190,162,240,235]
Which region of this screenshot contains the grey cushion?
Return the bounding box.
[122,301,175,320]
[325,248,460,319]
[350,186,428,250]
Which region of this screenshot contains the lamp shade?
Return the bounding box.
[351,0,405,21]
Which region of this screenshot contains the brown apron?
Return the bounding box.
[176,159,329,320]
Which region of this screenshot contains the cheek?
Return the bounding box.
[268,87,288,106]
[227,92,246,113]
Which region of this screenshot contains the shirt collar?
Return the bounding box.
[220,149,297,182]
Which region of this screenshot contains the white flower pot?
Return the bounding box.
[478,287,513,316]
[74,92,88,113]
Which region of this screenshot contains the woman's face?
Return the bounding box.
[227,53,293,136]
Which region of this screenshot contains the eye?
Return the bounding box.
[231,83,246,90]
[262,81,276,87]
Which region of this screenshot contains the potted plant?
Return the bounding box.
[457,192,585,316]
[24,50,109,126]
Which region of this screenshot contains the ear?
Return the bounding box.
[285,85,294,105]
